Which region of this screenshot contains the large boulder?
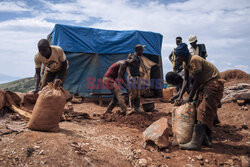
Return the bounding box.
[222,83,250,104]
[142,117,170,149]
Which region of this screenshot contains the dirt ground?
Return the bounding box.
[0,94,249,167]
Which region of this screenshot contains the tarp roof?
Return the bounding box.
[50,24,163,56]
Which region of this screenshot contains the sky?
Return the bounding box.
[0,0,250,80]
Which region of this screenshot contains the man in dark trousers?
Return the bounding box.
[34,39,68,92]
[173,43,224,150]
[103,59,134,114]
[189,35,208,59]
[127,44,144,114]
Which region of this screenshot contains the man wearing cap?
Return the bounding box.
[173,43,224,150]
[169,36,184,72]
[103,59,135,115]
[189,35,208,59]
[34,39,69,92]
[127,44,144,114]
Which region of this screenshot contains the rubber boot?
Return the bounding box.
[179,123,206,150]
[202,127,212,147]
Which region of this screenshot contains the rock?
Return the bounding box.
[222,84,250,103]
[147,157,152,162]
[242,124,248,130]
[205,159,209,163]
[65,102,74,111]
[33,145,40,149]
[160,152,171,159]
[143,118,170,149]
[240,156,249,167]
[244,106,248,111]
[26,147,35,157]
[195,154,203,160]
[36,141,42,144]
[138,158,148,167]
[40,160,46,165]
[39,150,44,155]
[237,100,245,106]
[10,114,20,121]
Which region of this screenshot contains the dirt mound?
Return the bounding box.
[101,112,170,130]
[221,69,249,81]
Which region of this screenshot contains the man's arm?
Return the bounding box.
[61,60,68,71]
[118,62,127,90]
[169,51,173,62]
[35,68,41,92]
[175,68,189,105]
[182,72,200,104]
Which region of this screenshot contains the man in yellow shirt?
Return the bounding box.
[34,39,68,92]
[174,43,224,150]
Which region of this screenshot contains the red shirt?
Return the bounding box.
[104,62,120,79]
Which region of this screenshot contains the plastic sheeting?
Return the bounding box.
[63,53,129,96]
[50,24,163,56]
[48,24,163,96]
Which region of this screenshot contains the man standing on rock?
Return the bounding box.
[103,59,135,115]
[173,43,224,150]
[34,39,68,92]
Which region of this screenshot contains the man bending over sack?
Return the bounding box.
[34,39,69,92]
[103,59,135,115]
[173,43,224,150]
[165,71,192,103]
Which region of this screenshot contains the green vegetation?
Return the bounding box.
[0,77,35,93]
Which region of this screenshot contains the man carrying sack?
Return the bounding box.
[173,43,224,150]
[34,39,69,92]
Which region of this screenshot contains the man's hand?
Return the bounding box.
[174,98,183,106]
[182,96,193,105]
[169,95,178,104]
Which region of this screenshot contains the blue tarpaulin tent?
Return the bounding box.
[48,24,163,97]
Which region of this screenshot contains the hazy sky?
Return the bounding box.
[0,0,249,78]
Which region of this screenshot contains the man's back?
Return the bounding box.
[188,55,220,84]
[104,60,125,79]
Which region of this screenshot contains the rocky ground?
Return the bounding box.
[0,94,249,167]
[1,69,250,167]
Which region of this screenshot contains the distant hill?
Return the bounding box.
[0,77,35,93]
[0,73,20,84]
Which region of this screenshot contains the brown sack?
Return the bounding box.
[27,79,66,132]
[172,103,195,144]
[0,89,21,109]
[20,93,38,112]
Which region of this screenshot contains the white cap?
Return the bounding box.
[188,35,197,43]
